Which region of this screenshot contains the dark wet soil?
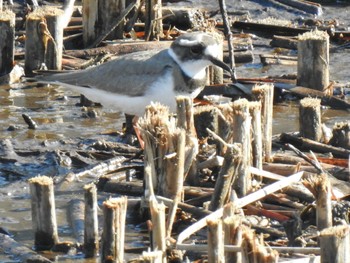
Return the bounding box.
[1,0,350,262]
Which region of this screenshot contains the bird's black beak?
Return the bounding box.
[208,56,233,75]
[208,55,237,82]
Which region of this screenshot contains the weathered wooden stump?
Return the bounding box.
[25,7,64,74]
[223,216,242,263]
[84,183,99,258]
[28,175,59,250]
[299,97,322,141]
[249,101,263,170]
[251,83,274,162]
[297,30,329,93]
[329,122,350,150]
[231,98,252,197]
[101,196,127,263]
[319,225,350,263]
[145,0,163,40]
[207,218,225,263]
[0,10,15,76]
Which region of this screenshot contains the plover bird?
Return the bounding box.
[38,31,232,116]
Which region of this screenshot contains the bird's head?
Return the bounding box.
[168,31,232,80]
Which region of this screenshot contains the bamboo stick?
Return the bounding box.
[28,175,59,250]
[84,183,99,258]
[101,196,127,263]
[297,30,329,94]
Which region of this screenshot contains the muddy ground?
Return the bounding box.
[0,0,350,262]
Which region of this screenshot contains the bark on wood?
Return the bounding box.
[101,196,127,263]
[297,30,329,93]
[0,10,15,76]
[231,98,252,196]
[67,199,85,244]
[84,183,99,258]
[28,175,59,250]
[145,0,163,40]
[0,233,53,263]
[299,97,322,142]
[209,143,242,211]
[207,218,225,263]
[303,173,332,231]
[252,83,274,162]
[319,225,350,263]
[25,7,64,74]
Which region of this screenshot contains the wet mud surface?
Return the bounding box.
[1,0,350,262]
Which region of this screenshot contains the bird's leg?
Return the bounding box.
[132,116,144,149]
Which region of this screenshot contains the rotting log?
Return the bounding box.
[25,7,64,74]
[28,175,59,250]
[209,143,242,211]
[319,225,350,263]
[67,199,85,245]
[252,83,274,162]
[84,183,99,258]
[207,218,225,263]
[303,173,332,231]
[270,35,298,49]
[259,54,297,66]
[231,98,252,197]
[299,97,322,142]
[0,10,15,76]
[297,30,329,93]
[280,132,350,158]
[101,196,127,263]
[329,122,350,150]
[274,0,322,15]
[0,233,52,263]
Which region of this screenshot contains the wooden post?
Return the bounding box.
[208,32,224,85]
[28,175,59,250]
[207,218,225,263]
[149,198,166,260]
[231,98,252,197]
[68,199,85,244]
[25,7,64,74]
[209,143,242,211]
[251,83,274,162]
[84,183,99,258]
[101,196,127,263]
[299,97,322,141]
[250,101,263,170]
[319,225,350,263]
[303,173,332,231]
[83,0,125,47]
[145,0,163,40]
[223,216,242,263]
[297,30,329,93]
[0,10,15,76]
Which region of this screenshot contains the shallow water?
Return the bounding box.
[1,1,350,262]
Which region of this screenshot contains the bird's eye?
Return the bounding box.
[190,45,203,55]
